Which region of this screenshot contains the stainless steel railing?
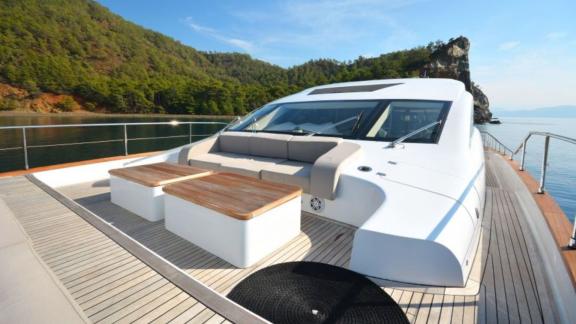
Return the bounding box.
[481,130,576,249]
[0,121,229,170]
[513,132,576,193]
[480,131,515,158]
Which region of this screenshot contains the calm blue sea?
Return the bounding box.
[480,118,576,222]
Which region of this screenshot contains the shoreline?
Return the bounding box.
[0,111,235,120]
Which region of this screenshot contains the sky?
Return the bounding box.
[96,0,576,110]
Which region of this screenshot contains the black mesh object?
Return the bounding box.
[227,262,409,324]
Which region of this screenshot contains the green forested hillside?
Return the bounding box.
[0,0,439,115]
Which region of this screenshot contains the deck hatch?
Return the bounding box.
[308,83,402,95]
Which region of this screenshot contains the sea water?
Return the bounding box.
[480,118,576,222]
[0,114,230,172]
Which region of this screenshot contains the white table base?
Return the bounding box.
[110,175,165,222]
[164,194,301,268]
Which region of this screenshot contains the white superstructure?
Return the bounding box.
[274,79,486,286]
[34,78,485,287]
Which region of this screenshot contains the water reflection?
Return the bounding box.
[0,114,231,172]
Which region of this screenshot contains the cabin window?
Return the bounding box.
[229,101,379,137]
[365,100,449,143]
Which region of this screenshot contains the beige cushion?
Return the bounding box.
[219,163,261,178]
[261,161,312,192]
[288,136,343,163]
[220,156,286,178]
[219,131,252,155]
[250,133,292,159]
[0,199,26,247]
[311,142,362,199]
[0,244,89,323]
[178,136,219,165]
[0,199,89,323]
[188,152,247,170]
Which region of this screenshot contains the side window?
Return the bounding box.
[365,101,449,143]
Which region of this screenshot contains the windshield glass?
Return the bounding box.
[229,101,379,137]
[365,101,448,143]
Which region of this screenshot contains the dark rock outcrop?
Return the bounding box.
[421,36,491,123]
[471,83,491,123]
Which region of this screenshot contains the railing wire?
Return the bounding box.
[0,121,229,171]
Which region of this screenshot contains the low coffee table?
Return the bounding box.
[163,173,302,268]
[109,162,212,221]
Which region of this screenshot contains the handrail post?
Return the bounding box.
[569,220,576,249]
[123,124,128,156]
[22,128,29,170]
[538,135,550,194]
[189,123,192,143]
[520,138,528,171]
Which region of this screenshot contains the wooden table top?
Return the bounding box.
[109,162,212,187]
[163,173,302,220]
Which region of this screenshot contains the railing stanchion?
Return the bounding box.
[520,138,527,171]
[123,124,128,156]
[189,123,192,143]
[22,128,29,170]
[569,220,576,249]
[538,136,550,194]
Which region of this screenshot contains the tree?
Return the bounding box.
[0,0,440,116]
[55,96,76,111]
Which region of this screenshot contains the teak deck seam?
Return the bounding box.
[24,175,268,324]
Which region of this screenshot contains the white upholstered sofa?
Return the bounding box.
[178,132,362,200]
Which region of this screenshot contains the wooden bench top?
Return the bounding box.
[109,162,212,187]
[162,173,302,220]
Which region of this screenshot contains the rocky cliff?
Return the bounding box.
[422,37,491,123]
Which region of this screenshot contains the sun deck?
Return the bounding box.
[0,151,564,323]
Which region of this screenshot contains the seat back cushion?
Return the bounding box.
[288,136,343,163]
[261,161,312,192]
[178,136,219,165]
[218,132,252,155]
[250,133,292,159]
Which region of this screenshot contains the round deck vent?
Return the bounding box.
[358,165,372,172]
[310,197,324,212]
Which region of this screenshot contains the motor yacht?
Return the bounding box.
[1,78,574,323]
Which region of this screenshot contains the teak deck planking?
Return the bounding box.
[0,177,222,324]
[0,150,562,323]
[108,162,212,187]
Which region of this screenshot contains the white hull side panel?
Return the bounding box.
[349,181,477,286]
